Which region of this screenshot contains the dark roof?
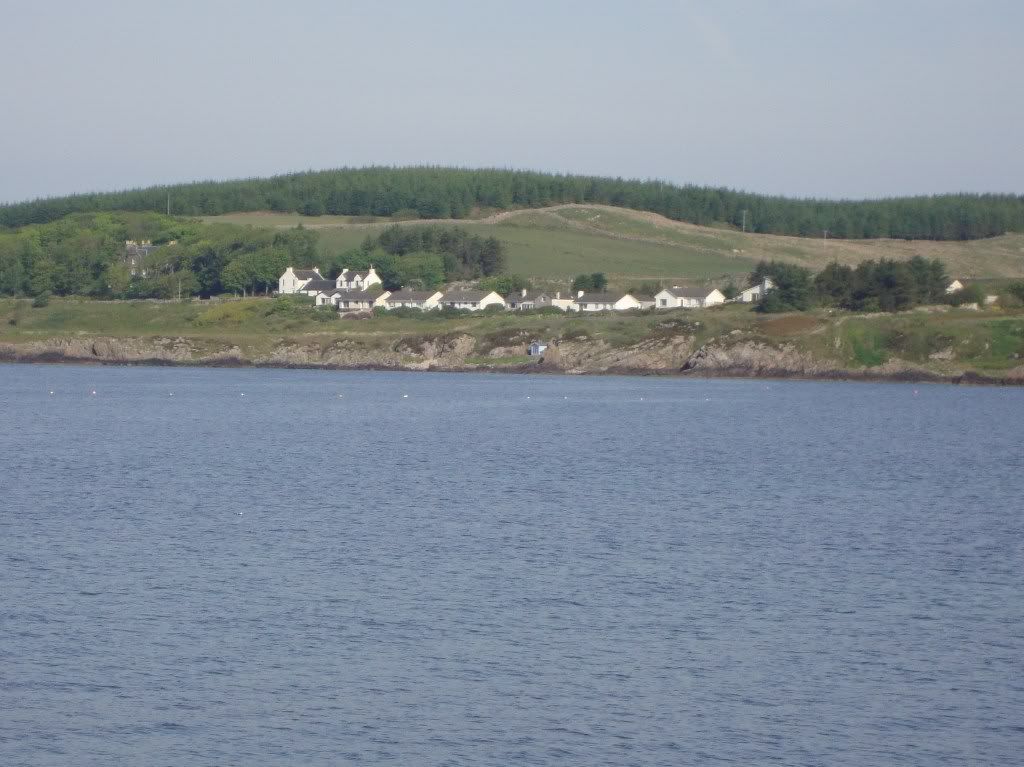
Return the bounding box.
[663,286,715,299]
[336,290,382,302]
[303,279,336,292]
[507,290,550,302]
[386,290,439,302]
[575,292,632,304]
[293,269,321,280]
[443,290,500,303]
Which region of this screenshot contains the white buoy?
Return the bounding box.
[403,394,409,398]
[48,390,54,396]
[240,393,245,397]
[337,394,343,398]
[90,390,97,396]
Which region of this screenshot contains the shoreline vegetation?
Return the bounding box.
[4,298,1022,387]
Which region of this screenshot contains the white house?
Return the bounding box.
[315,289,389,310]
[549,291,576,312]
[440,290,506,311]
[736,278,775,303]
[337,290,390,311]
[528,341,548,356]
[335,267,382,291]
[573,292,642,312]
[946,279,964,294]
[298,278,337,297]
[278,267,324,294]
[653,286,726,309]
[382,290,444,310]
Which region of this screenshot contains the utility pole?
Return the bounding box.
[167,193,170,216]
[823,229,829,251]
[741,209,747,233]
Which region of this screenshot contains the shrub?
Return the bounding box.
[32,292,50,308]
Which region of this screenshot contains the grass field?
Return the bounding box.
[204,205,1024,284]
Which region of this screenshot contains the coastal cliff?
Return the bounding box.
[3,331,1023,385]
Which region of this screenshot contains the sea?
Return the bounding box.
[1,364,1022,766]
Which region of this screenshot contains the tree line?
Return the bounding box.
[0,212,319,299]
[324,226,505,291]
[751,257,959,313]
[3,167,1023,240]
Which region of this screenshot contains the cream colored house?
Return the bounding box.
[654,286,726,309]
[382,290,444,310]
[315,289,389,310]
[946,279,964,294]
[440,290,506,311]
[278,267,324,294]
[736,278,775,303]
[573,292,642,312]
[549,291,576,312]
[335,267,382,291]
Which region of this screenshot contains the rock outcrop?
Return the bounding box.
[2,332,1021,385]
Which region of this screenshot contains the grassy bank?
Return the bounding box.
[2,297,1023,380]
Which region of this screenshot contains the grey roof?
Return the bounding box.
[663,286,715,299]
[335,290,381,303]
[575,292,632,304]
[386,290,438,302]
[302,279,336,292]
[507,290,550,303]
[443,290,500,303]
[294,269,321,280]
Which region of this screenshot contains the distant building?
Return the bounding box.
[124,240,161,277]
[528,341,548,356]
[440,290,506,311]
[382,290,444,310]
[572,292,643,312]
[946,279,964,294]
[335,267,382,291]
[278,267,324,294]
[507,289,561,311]
[736,278,775,303]
[315,289,389,310]
[654,286,726,309]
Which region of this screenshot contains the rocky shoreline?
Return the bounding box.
[2,334,1022,387]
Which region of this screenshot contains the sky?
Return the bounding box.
[1,0,1022,203]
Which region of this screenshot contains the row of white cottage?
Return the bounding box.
[278,266,774,312]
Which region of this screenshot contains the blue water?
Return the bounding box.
[1,364,1022,766]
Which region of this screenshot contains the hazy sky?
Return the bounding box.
[1,0,1021,203]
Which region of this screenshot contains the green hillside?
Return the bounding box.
[204,205,1024,282]
[4,166,1023,241]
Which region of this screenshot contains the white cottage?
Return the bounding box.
[382,290,444,310]
[946,279,964,294]
[549,291,576,312]
[335,267,382,291]
[278,267,324,294]
[315,289,389,310]
[736,278,775,303]
[653,286,726,309]
[572,292,642,312]
[440,290,506,311]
